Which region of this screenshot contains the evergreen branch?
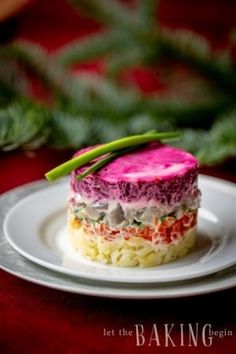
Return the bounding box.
[105,45,152,77]
[174,110,236,165]
[0,0,235,166]
[1,41,234,143]
[70,0,148,40]
[210,109,236,147]
[72,71,234,122]
[0,41,85,103]
[173,129,232,165]
[136,0,158,26]
[72,73,139,114]
[48,110,91,148]
[90,116,129,142]
[173,129,209,156]
[62,76,233,124]
[0,100,49,151]
[56,30,127,67]
[75,72,123,95]
[0,58,29,104]
[159,29,236,93]
[1,41,134,113]
[136,96,233,127]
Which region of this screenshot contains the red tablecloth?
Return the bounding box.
[1,148,236,354]
[1,1,236,353]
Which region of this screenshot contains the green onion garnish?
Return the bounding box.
[77,130,159,180]
[76,145,141,181]
[45,131,180,181]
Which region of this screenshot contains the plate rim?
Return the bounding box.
[1,176,236,299]
[1,259,236,299]
[2,175,236,284]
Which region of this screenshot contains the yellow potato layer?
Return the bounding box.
[68,218,197,267]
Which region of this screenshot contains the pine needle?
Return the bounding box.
[56,30,126,67]
[70,0,144,37]
[0,100,49,151]
[159,29,236,93]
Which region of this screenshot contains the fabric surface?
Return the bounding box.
[0,1,236,353]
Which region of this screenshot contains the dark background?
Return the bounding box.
[0,1,236,353]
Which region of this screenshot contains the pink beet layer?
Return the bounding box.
[71,143,199,204]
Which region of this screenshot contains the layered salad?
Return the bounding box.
[68,142,201,267]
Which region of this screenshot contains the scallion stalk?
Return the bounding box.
[45,131,180,181]
[76,145,143,180]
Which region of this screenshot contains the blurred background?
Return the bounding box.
[0,0,236,189]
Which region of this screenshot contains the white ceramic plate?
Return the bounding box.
[3,175,236,284]
[0,178,236,299]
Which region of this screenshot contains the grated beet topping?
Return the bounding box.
[70,143,199,205]
[71,168,199,205]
